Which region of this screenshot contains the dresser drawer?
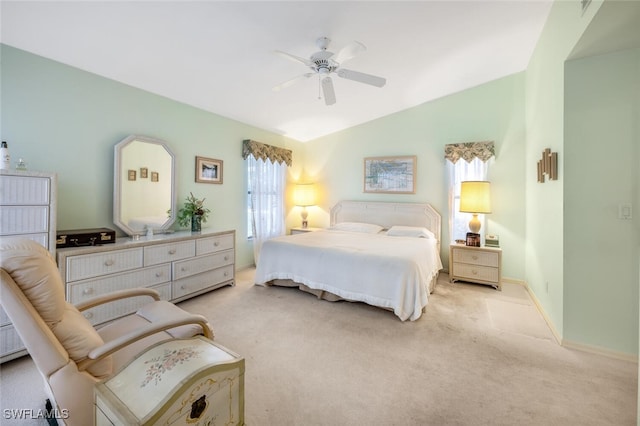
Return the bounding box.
[452,248,499,267]
[173,249,234,281]
[452,262,499,283]
[172,265,234,300]
[0,206,49,234]
[66,248,144,282]
[144,240,195,266]
[67,264,172,304]
[196,233,234,255]
[81,283,171,326]
[0,175,50,205]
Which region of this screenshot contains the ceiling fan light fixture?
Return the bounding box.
[273,36,386,105]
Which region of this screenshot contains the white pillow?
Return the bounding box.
[330,222,384,234]
[386,225,435,239]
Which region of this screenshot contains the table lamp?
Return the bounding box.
[293,183,316,228]
[459,181,491,233]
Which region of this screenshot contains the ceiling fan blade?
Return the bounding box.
[272,73,314,92]
[274,50,313,67]
[337,68,386,88]
[321,76,336,106]
[332,41,366,65]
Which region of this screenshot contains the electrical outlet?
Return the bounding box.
[618,203,632,220]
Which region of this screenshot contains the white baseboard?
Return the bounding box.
[523,283,563,345]
[524,282,638,364]
[562,339,638,363]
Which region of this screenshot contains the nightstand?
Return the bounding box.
[449,244,502,290]
[290,227,323,235]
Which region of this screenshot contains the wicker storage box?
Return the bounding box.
[95,336,244,425]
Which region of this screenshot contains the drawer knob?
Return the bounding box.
[224,255,229,261]
[83,288,94,295]
[472,255,478,260]
[180,285,186,290]
[155,272,163,277]
[169,249,176,255]
[84,312,93,319]
[181,267,186,272]
[214,241,220,247]
[104,259,114,267]
[472,270,478,275]
[224,271,228,277]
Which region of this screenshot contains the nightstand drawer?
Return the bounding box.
[452,262,499,283]
[452,248,499,267]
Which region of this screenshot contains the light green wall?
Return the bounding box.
[302,74,527,279]
[523,0,603,341]
[564,48,639,354]
[0,44,304,269]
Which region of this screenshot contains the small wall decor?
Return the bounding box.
[151,171,159,182]
[128,170,136,181]
[537,148,558,183]
[140,167,148,178]
[195,156,223,184]
[364,155,416,194]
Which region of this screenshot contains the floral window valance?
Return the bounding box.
[444,141,495,164]
[242,139,292,166]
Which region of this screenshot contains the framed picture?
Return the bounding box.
[128,170,136,181]
[195,156,223,184]
[364,156,416,194]
[151,171,159,182]
[466,232,481,247]
[140,167,148,179]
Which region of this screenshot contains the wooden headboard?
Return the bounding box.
[330,200,441,243]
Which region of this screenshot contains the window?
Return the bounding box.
[444,141,495,242]
[447,157,490,241]
[241,139,292,262]
[246,155,286,261]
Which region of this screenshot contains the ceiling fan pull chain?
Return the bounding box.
[318,75,322,100]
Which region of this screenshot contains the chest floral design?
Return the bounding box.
[140,346,201,388]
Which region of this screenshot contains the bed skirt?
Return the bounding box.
[267,272,438,307]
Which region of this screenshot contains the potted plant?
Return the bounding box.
[177,192,211,232]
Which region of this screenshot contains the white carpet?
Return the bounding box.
[0,269,637,426]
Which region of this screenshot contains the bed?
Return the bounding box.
[254,200,443,321]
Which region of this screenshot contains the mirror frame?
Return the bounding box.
[113,134,176,236]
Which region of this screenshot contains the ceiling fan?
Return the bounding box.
[273,36,386,106]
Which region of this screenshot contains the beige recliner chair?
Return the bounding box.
[0,238,214,426]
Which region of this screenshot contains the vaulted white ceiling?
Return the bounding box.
[0,1,553,142]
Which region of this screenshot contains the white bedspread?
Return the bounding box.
[254,229,443,321]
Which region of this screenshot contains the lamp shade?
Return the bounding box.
[293,183,316,207]
[459,181,491,214]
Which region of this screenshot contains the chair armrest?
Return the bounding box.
[75,288,161,312]
[76,314,213,372]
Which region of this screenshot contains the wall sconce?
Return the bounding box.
[293,183,316,228]
[460,181,492,235]
[537,148,558,182]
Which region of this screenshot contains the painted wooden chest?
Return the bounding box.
[95,337,244,425]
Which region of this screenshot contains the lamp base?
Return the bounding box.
[468,214,481,234]
[300,208,308,229]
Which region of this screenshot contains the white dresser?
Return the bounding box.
[0,169,57,362]
[449,244,502,290]
[57,229,235,327]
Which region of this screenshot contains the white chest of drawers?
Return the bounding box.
[449,244,502,290]
[57,229,235,327]
[0,170,57,363]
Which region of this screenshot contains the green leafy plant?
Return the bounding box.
[177,192,211,228]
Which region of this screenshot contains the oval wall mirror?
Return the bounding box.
[113,135,176,236]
